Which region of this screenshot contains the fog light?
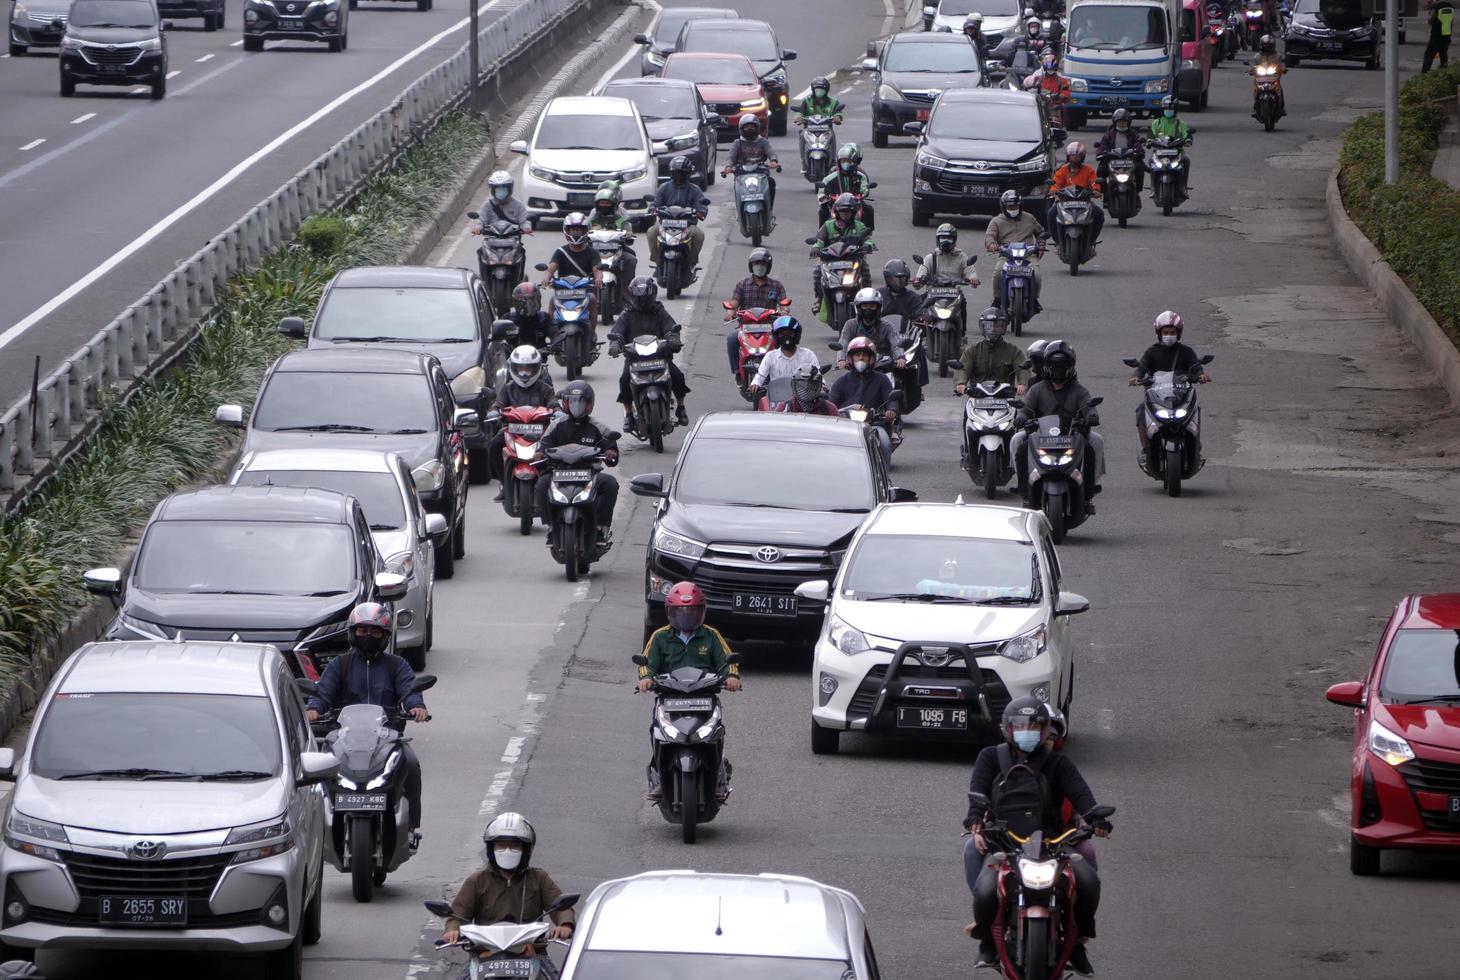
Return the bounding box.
[396,610,413,629]
[244,8,257,21]
[266,903,287,926]
[1031,685,1050,703]
[5,901,24,923]
[324,10,337,23]
[914,178,932,193]
[646,572,674,599]
[818,673,838,706]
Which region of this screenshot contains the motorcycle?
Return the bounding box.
[996,241,1041,337]
[914,270,968,380]
[1146,134,1192,217]
[838,388,904,455]
[542,441,617,582]
[958,379,1018,499]
[468,213,526,316]
[1099,147,1143,227]
[534,265,601,382]
[797,113,839,184]
[817,182,877,232]
[731,163,776,246]
[423,895,579,980]
[1241,0,1266,48]
[652,206,701,300]
[1011,397,1103,543]
[892,319,926,415]
[589,229,633,325]
[967,790,1116,980]
[486,405,552,535]
[807,234,876,331]
[486,318,519,392]
[724,300,790,402]
[1050,186,1095,275]
[1123,354,1213,497]
[613,333,679,453]
[756,368,835,413]
[303,674,436,903]
[1251,63,1284,132]
[632,654,740,844]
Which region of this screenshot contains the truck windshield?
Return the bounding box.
[1066,6,1169,49]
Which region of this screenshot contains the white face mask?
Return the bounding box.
[751,264,769,278]
[493,187,510,200]
[1004,208,1020,218]
[494,845,523,871]
[852,359,870,374]
[1160,334,1178,347]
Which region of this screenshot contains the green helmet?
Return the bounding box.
[839,143,862,164]
[596,179,622,204]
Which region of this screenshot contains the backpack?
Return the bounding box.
[992,744,1053,837]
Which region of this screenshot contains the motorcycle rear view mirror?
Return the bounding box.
[804,236,819,245]
[1200,354,1215,364]
[868,181,878,190]
[466,211,480,220]
[1087,396,1104,407]
[1050,127,1068,146]
[411,675,438,694]
[1121,357,1139,368]
[632,654,650,668]
[534,262,549,272]
[633,32,649,45]
[722,300,736,309]
[1084,804,1116,821]
[967,790,992,813]
[424,900,456,918]
[780,296,793,306]
[548,893,581,913]
[827,341,844,351]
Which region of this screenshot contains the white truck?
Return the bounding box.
[1061,0,1181,128]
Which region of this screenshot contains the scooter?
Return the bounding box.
[756,370,836,413]
[731,162,777,246]
[542,441,617,582]
[632,654,740,844]
[807,234,876,330]
[917,276,968,379]
[838,386,904,455]
[485,405,552,535]
[304,674,436,904]
[891,319,926,415]
[589,229,633,325]
[724,300,790,401]
[996,240,1041,337]
[423,895,579,980]
[958,379,1018,499]
[817,183,876,231]
[1050,186,1095,275]
[1241,0,1266,48]
[1147,134,1193,217]
[534,265,601,382]
[1250,63,1284,132]
[1100,147,1142,227]
[1123,354,1213,497]
[613,333,679,454]
[1012,398,1103,544]
[468,213,526,315]
[797,113,839,184]
[652,206,700,299]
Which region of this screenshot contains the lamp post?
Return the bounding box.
[469,0,481,115]
[1384,0,1398,184]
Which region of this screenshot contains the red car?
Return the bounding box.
[660,52,768,141]
[1326,593,1460,875]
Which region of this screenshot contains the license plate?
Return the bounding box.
[1099,95,1129,105]
[896,706,969,730]
[506,423,544,436]
[974,398,1007,409]
[731,592,798,616]
[962,184,999,197]
[1450,795,1460,822]
[633,359,667,371]
[1038,437,1075,450]
[280,16,302,25]
[568,193,595,207]
[661,697,714,712]
[335,792,388,812]
[552,468,592,482]
[99,896,187,926]
[916,108,930,121]
[483,960,535,978]
[1317,41,1343,51]
[99,63,127,73]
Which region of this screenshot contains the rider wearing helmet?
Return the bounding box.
[1024,51,1072,124]
[750,315,822,396]
[507,282,553,351]
[1023,337,1057,384]
[954,307,1027,394]
[984,190,1046,313]
[442,813,576,948]
[962,12,990,57]
[1129,310,1211,450]
[723,115,781,213]
[793,75,845,123]
[963,697,1107,977]
[811,192,875,317]
[649,155,710,269]
[913,223,981,289]
[789,363,838,416]
[819,143,874,230]
[1048,141,1105,249]
[723,247,791,372]
[828,336,897,467]
[476,169,531,233]
[880,258,925,323]
[1095,107,1146,192]
[541,212,601,325]
[487,343,555,493]
[1250,34,1287,116]
[1149,94,1192,185]
[588,184,639,284]
[608,276,690,429]
[1010,340,1105,510]
[838,287,906,368]
[534,381,620,542]
[306,603,428,845]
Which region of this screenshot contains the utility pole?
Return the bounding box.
[469,0,481,115]
[1384,0,1398,184]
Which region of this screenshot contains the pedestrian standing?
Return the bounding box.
[1423,0,1454,72]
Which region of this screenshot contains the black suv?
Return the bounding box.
[282,265,499,484]
[82,486,407,678]
[864,32,983,149]
[630,412,915,645]
[906,87,1063,225]
[242,0,348,52]
[216,347,477,578]
[58,0,167,100]
[597,77,721,188]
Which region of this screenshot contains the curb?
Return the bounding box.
[1325,165,1460,407]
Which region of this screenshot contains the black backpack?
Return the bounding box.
[992,744,1053,838]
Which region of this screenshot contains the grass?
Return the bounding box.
[0,109,489,688]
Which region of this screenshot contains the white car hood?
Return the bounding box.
[837,599,1043,647]
[16,777,288,836]
[529,148,645,173]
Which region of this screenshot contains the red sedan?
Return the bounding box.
[1327,593,1460,874]
[660,52,769,141]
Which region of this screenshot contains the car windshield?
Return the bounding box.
[939,0,1021,15]
[313,287,477,343]
[31,693,280,780]
[134,521,357,595]
[1066,6,1169,49]
[69,0,155,27]
[675,437,875,511]
[653,9,730,45]
[682,27,779,61]
[664,56,758,86]
[1294,0,1367,26]
[536,113,643,151]
[884,41,980,72]
[234,470,407,530]
[571,952,854,980]
[841,535,1039,601]
[1380,630,1460,704]
[930,101,1042,142]
[607,84,697,121]
[252,371,437,433]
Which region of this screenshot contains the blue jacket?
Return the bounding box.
[308,651,424,715]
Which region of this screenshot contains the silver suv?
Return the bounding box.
[0,641,338,980]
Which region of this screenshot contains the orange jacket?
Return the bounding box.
[1050,163,1101,195]
[1036,73,1072,102]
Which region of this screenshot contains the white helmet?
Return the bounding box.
[508,344,543,389]
[484,811,536,872]
[488,170,513,195]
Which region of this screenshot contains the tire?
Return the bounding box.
[810,720,839,755]
[1263,112,1275,133]
[1008,301,1024,338]
[933,334,948,378]
[1067,252,1080,276]
[0,945,33,964]
[1023,917,1052,980]
[434,527,455,580]
[770,108,787,137]
[328,35,343,52]
[1163,201,1172,217]
[302,867,323,945]
[204,10,218,30]
[1284,54,1299,67]
[1364,49,1378,70]
[564,524,580,583]
[519,489,533,536]
[340,31,347,50]
[1118,214,1127,227]
[243,35,263,51]
[452,508,466,560]
[981,448,999,500]
[1043,494,1066,544]
[372,868,388,887]
[1350,836,1381,876]
[262,929,304,980]
[467,449,491,485]
[872,123,888,149]
[403,640,425,671]
[61,75,75,97]
[750,213,762,247]
[151,77,165,100]
[349,815,375,902]
[911,208,931,227]
[1200,86,1209,109]
[646,400,665,454]
[679,768,698,844]
[1165,447,1182,497]
[565,336,582,381]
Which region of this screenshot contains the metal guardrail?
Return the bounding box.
[0,0,595,517]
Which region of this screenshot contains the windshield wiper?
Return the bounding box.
[57,768,197,781]
[972,595,1038,605]
[304,589,351,597]
[197,770,273,781]
[428,337,473,343]
[184,589,284,595]
[271,423,377,433]
[328,336,420,343]
[384,428,429,434]
[864,593,976,603]
[1403,695,1460,705]
[368,524,402,531]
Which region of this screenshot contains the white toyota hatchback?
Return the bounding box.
[798,502,1089,755]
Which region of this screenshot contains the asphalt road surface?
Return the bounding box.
[27,2,1460,978]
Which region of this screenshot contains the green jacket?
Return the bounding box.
[1149,115,1190,142]
[815,218,872,249]
[589,210,631,233]
[639,625,738,678]
[794,95,845,118]
[956,338,1027,388]
[820,169,872,198]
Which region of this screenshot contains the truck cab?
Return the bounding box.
[1061,0,1181,126]
[1177,0,1213,110]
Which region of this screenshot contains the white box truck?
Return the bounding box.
[1061,0,1181,127]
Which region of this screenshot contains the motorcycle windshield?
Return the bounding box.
[660,666,723,693]
[1147,371,1193,408]
[334,704,389,771]
[764,377,794,406]
[545,444,601,466]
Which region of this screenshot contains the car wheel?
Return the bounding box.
[243,35,264,51]
[217,4,225,27]
[1349,836,1381,876]
[770,107,787,137]
[262,930,304,980]
[810,721,840,755]
[348,0,358,7]
[911,208,931,228]
[302,863,323,945]
[402,640,426,671]
[151,76,165,100]
[9,43,27,56]
[204,10,218,29]
[452,505,466,560]
[1199,86,1209,109]
[435,528,456,580]
[61,74,75,97]
[467,449,491,484]
[328,34,343,52]
[872,119,888,149]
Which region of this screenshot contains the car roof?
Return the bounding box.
[657,5,737,19]
[692,411,866,447]
[1397,594,1460,630]
[581,872,863,959]
[58,642,278,696]
[602,77,700,96]
[331,266,470,289]
[889,30,978,44]
[546,96,636,117]
[862,503,1033,543]
[236,448,398,475]
[154,485,355,524]
[940,87,1037,108]
[273,346,432,374]
[682,17,775,34]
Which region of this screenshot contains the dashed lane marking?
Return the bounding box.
[69,113,96,124]
[165,70,181,79]
[196,53,215,62]
[19,140,45,151]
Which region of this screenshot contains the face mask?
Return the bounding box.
[494,846,523,871]
[1164,109,1175,119]
[1011,730,1042,752]
[1160,334,1178,347]
[938,240,954,252]
[841,162,855,173]
[353,630,387,661]
[1116,124,1129,133]
[492,187,510,200]
[672,174,686,185]
[779,337,797,352]
[1004,208,1020,218]
[751,264,769,278]
[852,359,870,374]
[813,88,827,99]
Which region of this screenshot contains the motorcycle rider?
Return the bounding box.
[828,336,897,467]
[608,277,690,429]
[787,363,838,415]
[487,345,556,497]
[722,115,781,215]
[881,258,929,386]
[1011,341,1104,511]
[588,184,638,285]
[306,603,428,847]
[648,155,710,271]
[963,697,1108,977]
[535,381,619,545]
[1128,310,1211,451]
[811,192,875,317]
[792,75,845,122]
[962,12,991,58]
[508,282,554,351]
[838,287,906,369]
[1248,34,1287,117]
[749,315,822,397]
[723,247,791,373]
[1047,141,1105,250]
[819,143,875,229]
[473,170,532,235]
[638,582,741,801]
[1148,94,1193,184]
[984,190,1045,313]
[1023,52,1073,121]
[441,813,576,954]
[1024,337,1055,384]
[955,307,1028,395]
[913,223,981,289]
[1095,108,1145,192]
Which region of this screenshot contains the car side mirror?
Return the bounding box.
[1200,354,1215,364]
[782,49,797,61]
[453,406,482,437]
[902,121,924,135]
[278,316,307,339]
[862,58,878,71]
[374,571,408,602]
[423,512,449,544]
[1121,357,1140,368]
[652,140,671,155]
[297,751,340,787]
[630,472,667,498]
[547,893,580,913]
[424,899,456,918]
[891,487,918,502]
[509,140,529,155]
[793,580,830,602]
[83,567,123,595]
[411,674,438,693]
[0,748,16,782]
[215,404,245,428]
[633,32,649,44]
[1325,681,1365,708]
[1055,591,1090,616]
[632,653,650,667]
[1050,127,1068,146]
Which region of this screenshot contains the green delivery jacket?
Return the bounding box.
[638,625,739,679]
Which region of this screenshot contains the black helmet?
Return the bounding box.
[999,189,1021,216]
[882,258,910,294]
[834,191,859,222]
[627,275,658,312]
[790,364,825,408]
[1043,340,1076,382]
[771,314,802,349]
[748,247,773,278]
[935,222,958,252]
[978,306,1008,342]
[1002,695,1053,748]
[560,380,594,419]
[669,154,692,183]
[1112,108,1131,128]
[511,281,541,318]
[1258,33,1276,54]
[811,74,830,96]
[739,115,761,138]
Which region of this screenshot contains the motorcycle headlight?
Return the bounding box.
[1152,406,1189,420]
[226,815,295,862]
[877,84,903,102]
[1144,78,1169,93]
[1115,172,1130,183]
[6,811,68,862]
[620,167,647,182]
[1035,448,1075,466]
[1016,153,1049,173]
[366,749,402,790]
[412,459,446,492]
[841,270,858,286]
[652,528,706,560]
[115,611,173,641]
[1017,857,1059,890]
[1069,77,1088,92]
[513,440,537,460]
[998,624,1047,663]
[337,774,358,790]
[827,614,870,656]
[450,367,486,400]
[385,551,415,580]
[1368,719,1414,767]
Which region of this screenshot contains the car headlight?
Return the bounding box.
[1181,59,1199,71]
[385,552,415,580]
[528,164,556,181]
[299,617,350,650]
[1351,25,1374,37]
[450,366,486,400]
[412,459,446,492]
[1018,856,1059,889]
[116,612,173,641]
[739,98,767,112]
[827,614,870,656]
[877,84,903,102]
[666,132,699,151]
[1144,77,1169,93]
[1289,22,1311,35]
[60,36,81,51]
[226,815,295,862]
[5,811,67,861]
[138,36,161,50]
[998,624,1047,663]
[1069,77,1088,92]
[620,167,647,182]
[652,528,706,561]
[13,2,29,17]
[1016,153,1048,173]
[1368,718,1414,767]
[916,150,948,168]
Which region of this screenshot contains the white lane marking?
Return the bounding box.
[585,0,658,93]
[165,70,181,79]
[69,113,96,124]
[130,85,148,94]
[19,140,45,152]
[500,736,526,763]
[195,52,214,62]
[477,769,514,817]
[230,39,243,46]
[0,0,508,351]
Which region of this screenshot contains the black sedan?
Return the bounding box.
[597,77,721,188]
[864,32,983,149]
[1282,0,1380,69]
[633,5,737,76]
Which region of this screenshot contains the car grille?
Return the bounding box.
[847,662,1011,721]
[1081,78,1149,97]
[62,851,233,901]
[710,102,743,118]
[1399,759,1460,832]
[171,627,301,648]
[84,45,143,65]
[689,544,838,604]
[901,89,942,103]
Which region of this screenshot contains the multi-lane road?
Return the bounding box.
[21,0,1460,977]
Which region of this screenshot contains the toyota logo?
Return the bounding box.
[106,44,116,50]
[972,161,990,171]
[753,546,781,563]
[286,2,296,9]
[127,840,167,860]
[918,648,953,667]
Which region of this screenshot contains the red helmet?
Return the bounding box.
[846,336,878,363]
[1154,310,1184,339]
[665,581,706,635]
[511,281,540,317]
[1065,141,1087,166]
